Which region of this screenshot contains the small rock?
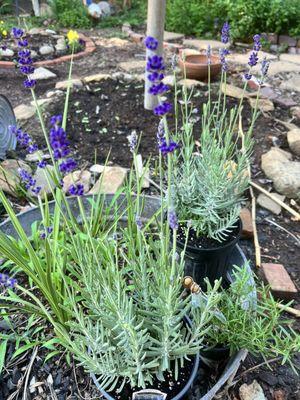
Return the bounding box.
[28,27,43,35]
[178,79,205,89]
[221,83,250,99]
[83,74,110,83]
[164,31,184,42]
[261,263,298,300]
[30,67,57,80]
[46,90,63,98]
[31,165,56,197]
[267,61,300,76]
[30,98,52,108]
[89,164,105,174]
[30,50,38,58]
[248,98,274,112]
[119,60,145,72]
[273,389,286,400]
[89,166,127,194]
[280,53,300,64]
[55,79,83,90]
[45,29,56,35]
[278,35,297,47]
[259,86,278,100]
[0,159,31,196]
[0,48,14,58]
[240,208,253,239]
[63,170,91,194]
[39,45,54,55]
[280,74,300,92]
[239,380,266,400]
[55,43,67,52]
[291,106,300,120]
[273,96,297,108]
[257,192,285,215]
[14,104,36,120]
[25,151,50,162]
[287,128,300,156]
[261,147,300,198]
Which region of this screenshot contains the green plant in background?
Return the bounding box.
[205,266,300,369]
[165,0,300,39]
[49,0,92,28]
[0,0,13,15]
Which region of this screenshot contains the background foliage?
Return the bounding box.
[165,0,300,39]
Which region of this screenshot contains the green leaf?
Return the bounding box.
[0,340,8,375]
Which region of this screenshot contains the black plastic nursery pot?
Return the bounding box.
[0,195,253,400]
[176,219,242,288]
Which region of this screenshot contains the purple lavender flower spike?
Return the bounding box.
[49,117,70,160]
[127,130,138,153]
[144,36,159,51]
[18,168,40,195]
[156,119,165,145]
[149,82,170,95]
[147,55,165,72]
[59,158,77,173]
[221,22,230,44]
[206,45,212,65]
[253,34,261,51]
[219,48,229,72]
[24,79,36,89]
[244,73,252,81]
[0,273,17,289]
[69,183,84,196]
[261,57,270,77]
[38,160,47,169]
[168,209,178,230]
[159,139,179,156]
[154,102,172,116]
[248,51,259,67]
[148,72,164,82]
[11,27,24,39]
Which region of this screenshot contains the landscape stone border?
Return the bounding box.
[0,34,96,70]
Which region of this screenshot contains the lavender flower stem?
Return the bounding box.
[62,46,75,131]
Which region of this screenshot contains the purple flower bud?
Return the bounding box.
[261,57,270,77]
[219,47,230,72]
[147,55,165,72]
[206,45,212,65]
[244,73,252,80]
[135,215,143,230]
[253,34,261,51]
[0,273,18,289]
[18,39,28,47]
[154,102,172,116]
[69,183,84,196]
[59,158,77,173]
[127,131,138,153]
[24,79,36,89]
[149,82,170,96]
[11,27,24,39]
[221,22,230,44]
[144,36,159,51]
[148,72,164,82]
[159,139,179,156]
[38,160,47,169]
[168,209,178,230]
[248,51,258,67]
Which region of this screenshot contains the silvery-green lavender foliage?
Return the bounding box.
[173,99,253,242]
[64,220,222,391]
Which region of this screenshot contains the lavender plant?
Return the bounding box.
[170,26,268,242]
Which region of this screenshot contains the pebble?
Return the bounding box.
[39,44,55,55]
[257,192,285,215]
[0,48,14,58]
[239,380,266,400]
[30,67,57,80]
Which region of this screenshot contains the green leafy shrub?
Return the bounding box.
[0,0,13,15]
[49,0,92,28]
[166,0,300,39]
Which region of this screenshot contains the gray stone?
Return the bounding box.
[257,192,285,215]
[178,79,205,89]
[39,45,55,56]
[30,67,57,80]
[31,50,38,59]
[31,165,56,197]
[264,61,300,76]
[30,98,53,108]
[239,380,266,400]
[280,75,300,92]
[14,104,36,120]
[164,31,184,42]
[45,29,56,35]
[261,147,300,198]
[278,35,297,47]
[55,79,83,89]
[28,28,43,35]
[248,98,274,112]
[287,128,300,156]
[55,43,67,52]
[291,106,300,120]
[83,74,110,83]
[0,48,14,58]
[0,159,31,197]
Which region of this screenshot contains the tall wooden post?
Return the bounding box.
[32,0,40,16]
[144,0,166,110]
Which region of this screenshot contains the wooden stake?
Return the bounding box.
[250,181,300,221]
[277,303,300,318]
[144,0,166,110]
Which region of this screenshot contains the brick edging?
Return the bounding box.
[0,34,96,69]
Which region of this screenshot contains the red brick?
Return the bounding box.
[240,208,254,239]
[261,263,298,300]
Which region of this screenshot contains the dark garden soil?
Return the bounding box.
[1,33,85,62]
[0,28,299,400]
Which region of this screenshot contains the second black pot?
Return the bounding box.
[177,219,242,288]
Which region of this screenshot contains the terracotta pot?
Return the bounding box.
[179,54,221,81]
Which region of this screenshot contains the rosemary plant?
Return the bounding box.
[205,266,300,368]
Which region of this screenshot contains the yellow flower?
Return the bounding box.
[0,21,3,24]
[2,30,7,37]
[67,30,79,45]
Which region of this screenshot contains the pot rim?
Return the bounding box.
[176,218,242,254]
